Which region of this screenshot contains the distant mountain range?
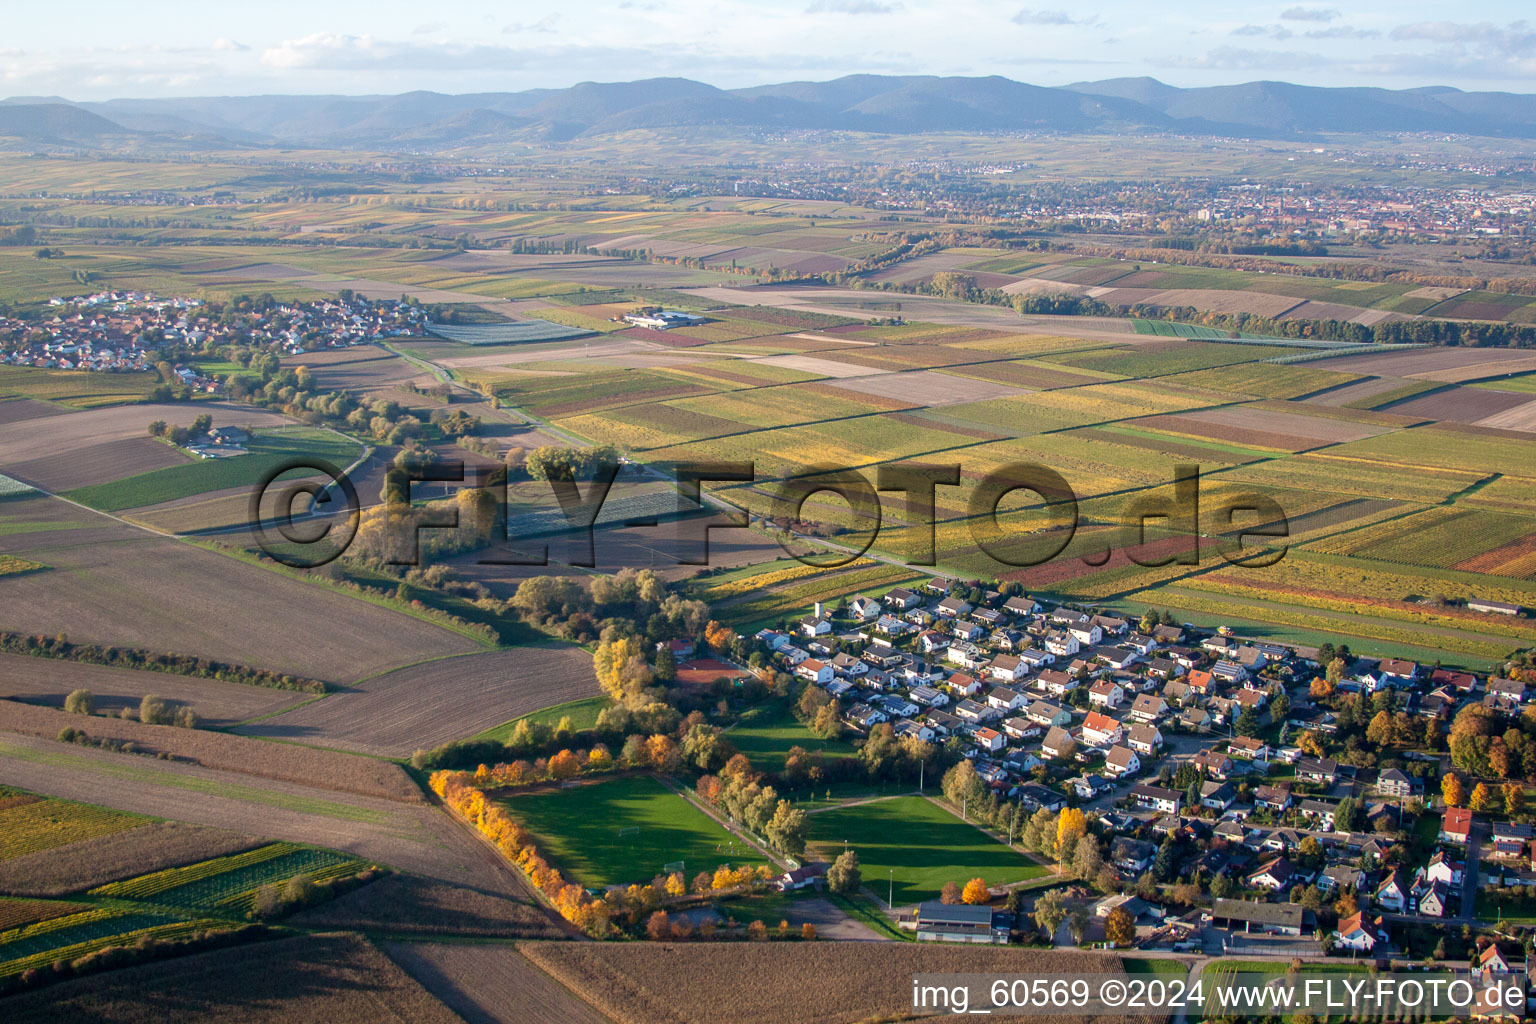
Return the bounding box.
[4,74,1536,150]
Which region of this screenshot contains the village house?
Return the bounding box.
[1129,694,1168,723]
[1127,723,1163,756]
[1081,711,1125,747]
[1441,807,1473,844]
[1040,725,1074,759]
[1088,679,1124,708]
[1105,745,1140,777]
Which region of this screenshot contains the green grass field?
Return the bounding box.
[805,795,1047,905]
[472,695,613,743]
[64,429,364,512]
[500,775,768,887]
[724,699,857,770]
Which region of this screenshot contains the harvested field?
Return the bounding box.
[0,734,526,895]
[1,436,190,492]
[0,399,66,426]
[1119,287,1302,317]
[1381,385,1535,423]
[1323,347,1536,379]
[0,821,261,897]
[1302,375,1413,407]
[747,354,877,378]
[521,943,1146,1024]
[0,499,478,683]
[291,875,564,938]
[237,644,597,757]
[0,701,422,803]
[824,369,1027,405]
[0,653,302,726]
[385,942,610,1024]
[0,401,290,492]
[1129,404,1387,451]
[0,933,464,1024]
[1280,299,1380,322]
[1475,399,1536,433]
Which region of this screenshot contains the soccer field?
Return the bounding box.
[500,775,768,888]
[806,794,1048,906]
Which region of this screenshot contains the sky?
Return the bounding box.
[3,1,1535,100]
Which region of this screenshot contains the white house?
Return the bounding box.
[1104,745,1140,777]
[1081,711,1125,747]
[1088,680,1124,709]
[795,659,834,685]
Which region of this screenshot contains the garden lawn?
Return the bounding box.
[806,795,1047,905]
[500,775,767,888]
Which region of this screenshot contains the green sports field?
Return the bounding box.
[500,775,768,887]
[805,794,1048,906]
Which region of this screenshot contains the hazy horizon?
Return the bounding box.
[3,1,1534,101]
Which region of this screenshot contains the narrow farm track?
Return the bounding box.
[0,732,530,898]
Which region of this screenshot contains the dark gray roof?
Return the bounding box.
[1211,898,1303,928]
[917,901,993,925]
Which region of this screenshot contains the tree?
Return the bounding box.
[827,850,861,894]
[703,620,735,653]
[1033,888,1069,940]
[1506,783,1526,820]
[548,749,582,779]
[1072,835,1103,882]
[765,799,808,857]
[1056,807,1087,860]
[940,881,962,905]
[1471,782,1496,813]
[1333,796,1361,834]
[1366,711,1394,748]
[962,878,990,904]
[1067,903,1091,945]
[138,694,169,725]
[63,689,93,715]
[1153,838,1177,882]
[1105,906,1136,947]
[1442,773,1466,808]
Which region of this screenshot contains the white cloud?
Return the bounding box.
[1280,7,1339,22]
[1304,26,1377,40]
[805,0,903,14]
[1012,9,1078,26]
[1231,25,1293,40]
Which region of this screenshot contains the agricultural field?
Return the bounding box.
[63,428,365,513]
[0,786,145,862]
[805,795,1048,905]
[0,821,262,897]
[0,933,464,1023]
[236,644,599,758]
[499,775,768,888]
[0,496,481,684]
[523,941,1142,1024]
